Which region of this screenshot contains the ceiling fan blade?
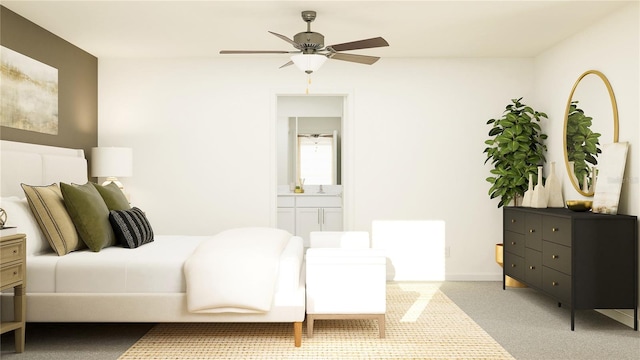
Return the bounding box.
[329,53,380,65]
[220,50,293,54]
[279,60,294,69]
[327,37,389,52]
[268,31,299,47]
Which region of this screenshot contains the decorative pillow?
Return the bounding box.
[108,207,154,248]
[0,196,50,255]
[20,184,85,256]
[91,182,130,211]
[60,182,116,252]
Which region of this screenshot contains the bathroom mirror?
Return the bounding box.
[563,70,619,196]
[291,117,341,186]
[277,95,343,189]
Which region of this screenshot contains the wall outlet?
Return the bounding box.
[445,246,451,258]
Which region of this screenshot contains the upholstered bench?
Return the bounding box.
[305,231,386,338]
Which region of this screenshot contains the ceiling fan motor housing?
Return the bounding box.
[294,32,324,52]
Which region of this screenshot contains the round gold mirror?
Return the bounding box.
[563,70,619,196]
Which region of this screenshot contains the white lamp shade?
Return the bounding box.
[291,54,327,74]
[91,147,133,178]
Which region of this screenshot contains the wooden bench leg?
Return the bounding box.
[293,321,302,347]
[307,315,315,338]
[378,314,385,338]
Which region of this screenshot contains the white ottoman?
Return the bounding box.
[305,232,386,338]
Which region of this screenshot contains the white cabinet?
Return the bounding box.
[277,207,295,235]
[277,195,342,242]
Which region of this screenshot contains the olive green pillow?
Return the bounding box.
[21,183,86,256]
[91,182,130,211]
[60,182,116,252]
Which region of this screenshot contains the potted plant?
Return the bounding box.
[484,97,548,207]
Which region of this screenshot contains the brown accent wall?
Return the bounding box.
[0,6,98,157]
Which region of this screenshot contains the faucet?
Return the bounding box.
[318,184,325,194]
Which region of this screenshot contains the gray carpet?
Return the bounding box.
[1,282,639,359]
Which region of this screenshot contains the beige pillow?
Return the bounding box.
[21,183,85,256]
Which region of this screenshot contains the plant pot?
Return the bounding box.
[495,244,527,288]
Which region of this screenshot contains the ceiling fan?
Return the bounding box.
[219,10,389,74]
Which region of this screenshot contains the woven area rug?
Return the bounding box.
[119,283,514,359]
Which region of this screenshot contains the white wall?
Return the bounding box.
[99,56,533,280]
[534,3,639,327]
[98,4,638,285]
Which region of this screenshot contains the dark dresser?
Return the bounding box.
[503,207,638,330]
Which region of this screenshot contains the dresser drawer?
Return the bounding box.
[543,267,571,303]
[0,263,23,288]
[504,231,525,257]
[0,240,25,264]
[524,213,542,251]
[543,241,571,275]
[543,216,571,246]
[524,248,542,288]
[504,252,524,280]
[504,209,524,233]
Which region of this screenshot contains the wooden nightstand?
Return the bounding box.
[0,233,26,353]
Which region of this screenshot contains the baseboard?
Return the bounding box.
[597,309,635,329]
[444,273,503,281]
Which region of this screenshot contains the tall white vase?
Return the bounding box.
[546,162,564,207]
[531,166,547,208]
[522,173,533,207]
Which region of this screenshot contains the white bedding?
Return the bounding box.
[28,236,210,293]
[184,227,292,313]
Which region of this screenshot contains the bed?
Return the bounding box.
[0,140,306,347]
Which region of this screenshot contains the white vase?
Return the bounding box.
[546,162,564,207]
[522,174,533,207]
[531,166,547,208]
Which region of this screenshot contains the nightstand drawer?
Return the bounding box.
[0,241,25,264]
[543,241,571,275]
[1,263,23,287]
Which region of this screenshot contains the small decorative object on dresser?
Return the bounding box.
[503,207,637,331]
[0,233,27,353]
[545,162,564,208]
[530,166,547,208]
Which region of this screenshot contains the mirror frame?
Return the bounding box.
[563,70,619,197]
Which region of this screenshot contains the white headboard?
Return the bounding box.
[1,140,88,197]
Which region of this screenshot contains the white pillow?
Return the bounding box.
[0,196,51,255]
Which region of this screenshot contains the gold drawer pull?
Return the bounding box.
[511,219,516,223]
[529,229,535,233]
[552,255,559,259]
[552,227,559,232]
[510,241,516,245]
[529,266,535,270]
[552,281,559,286]
[511,264,516,268]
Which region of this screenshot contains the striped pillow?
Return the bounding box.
[108,207,154,248]
[21,183,85,255]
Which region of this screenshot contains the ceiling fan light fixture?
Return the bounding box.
[291,54,327,74]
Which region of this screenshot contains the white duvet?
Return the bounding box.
[184,227,291,313]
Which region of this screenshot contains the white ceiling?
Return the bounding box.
[2,1,633,59]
